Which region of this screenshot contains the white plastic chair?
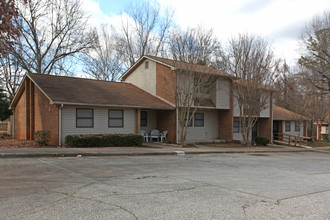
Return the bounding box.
[150,129,160,142]
[140,130,149,142]
[160,131,168,142]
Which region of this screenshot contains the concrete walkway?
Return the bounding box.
[1,142,328,158]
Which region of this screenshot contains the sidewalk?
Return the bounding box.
[0,142,324,158]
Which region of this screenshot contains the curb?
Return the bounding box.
[0,149,315,159]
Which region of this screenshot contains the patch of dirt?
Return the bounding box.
[0,136,56,148]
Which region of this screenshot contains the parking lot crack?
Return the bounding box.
[45,189,138,220]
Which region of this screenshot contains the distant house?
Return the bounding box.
[315,112,329,140]
[10,55,275,145]
[273,105,308,139]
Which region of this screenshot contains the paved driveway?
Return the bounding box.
[1,152,330,219]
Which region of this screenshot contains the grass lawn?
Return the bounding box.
[308,141,330,147]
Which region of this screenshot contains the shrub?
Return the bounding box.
[321,134,329,142]
[35,130,50,146]
[65,134,143,148]
[255,136,269,146]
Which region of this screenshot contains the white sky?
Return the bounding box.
[82,0,330,65]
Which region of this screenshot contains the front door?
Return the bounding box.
[252,122,258,143]
[273,121,279,140]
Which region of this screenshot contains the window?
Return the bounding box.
[184,113,193,127]
[285,121,291,132]
[233,120,239,133]
[145,61,149,69]
[295,121,300,132]
[141,111,147,127]
[194,113,204,127]
[109,110,124,127]
[76,108,93,128]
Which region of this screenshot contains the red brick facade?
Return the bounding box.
[258,92,273,141]
[218,81,234,140]
[14,78,59,145]
[157,110,177,143]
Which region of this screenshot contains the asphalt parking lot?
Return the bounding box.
[1,152,330,219]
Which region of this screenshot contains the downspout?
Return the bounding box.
[59,104,64,145]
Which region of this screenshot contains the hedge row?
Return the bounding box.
[65,134,144,148]
[255,136,269,146]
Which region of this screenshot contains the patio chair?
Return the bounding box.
[160,131,168,142]
[140,130,149,142]
[150,129,160,142]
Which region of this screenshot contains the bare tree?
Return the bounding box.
[222,33,279,146]
[168,27,222,66]
[176,67,216,146]
[0,53,23,99]
[81,25,123,81]
[299,11,330,93]
[115,1,174,68]
[5,0,96,75]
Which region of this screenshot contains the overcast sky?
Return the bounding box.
[82,0,330,65]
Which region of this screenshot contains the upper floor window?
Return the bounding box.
[109,110,124,127]
[145,61,149,69]
[141,110,147,127]
[76,108,93,128]
[295,121,300,132]
[285,121,291,132]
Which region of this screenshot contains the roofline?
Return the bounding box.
[10,73,54,109]
[52,101,175,110]
[119,55,175,81]
[273,118,308,121]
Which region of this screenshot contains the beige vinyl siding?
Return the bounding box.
[216,79,230,109]
[234,93,271,118]
[125,60,157,95]
[260,94,270,118]
[140,109,157,133]
[61,106,136,144]
[178,109,218,141]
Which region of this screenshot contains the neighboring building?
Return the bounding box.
[232,79,274,143]
[273,105,308,139]
[315,112,329,140]
[10,55,275,145]
[10,73,173,145]
[120,55,236,143]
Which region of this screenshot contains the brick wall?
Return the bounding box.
[157,110,177,143]
[14,76,59,145]
[34,86,59,145]
[218,81,234,140]
[156,63,176,105]
[14,85,26,140]
[258,92,273,141]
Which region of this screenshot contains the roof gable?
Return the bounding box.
[120,55,234,80]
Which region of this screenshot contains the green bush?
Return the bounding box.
[35,130,50,146]
[255,136,269,146]
[65,134,143,148]
[321,134,329,142]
